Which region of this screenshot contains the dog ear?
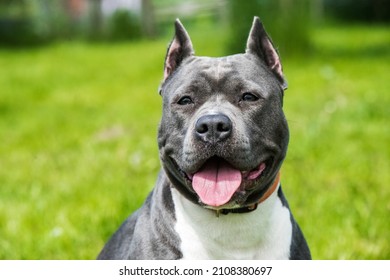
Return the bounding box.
[163,19,194,82]
[246,17,288,90]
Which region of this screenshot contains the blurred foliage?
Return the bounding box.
[226,0,311,57]
[106,9,142,41]
[0,0,42,46]
[0,0,144,46]
[324,0,390,23]
[0,0,389,47]
[0,18,42,46]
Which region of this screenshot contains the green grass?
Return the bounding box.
[0,23,389,259]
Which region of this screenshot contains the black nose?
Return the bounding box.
[195,114,232,143]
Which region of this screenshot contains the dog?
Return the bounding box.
[98,17,311,260]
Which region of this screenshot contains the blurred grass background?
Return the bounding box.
[0,0,389,259]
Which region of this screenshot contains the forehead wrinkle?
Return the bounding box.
[216,59,221,83]
[211,58,233,88]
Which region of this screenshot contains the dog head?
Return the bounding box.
[158,17,289,210]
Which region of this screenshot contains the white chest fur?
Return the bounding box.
[171,186,292,259]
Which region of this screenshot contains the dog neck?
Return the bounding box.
[216,172,281,216]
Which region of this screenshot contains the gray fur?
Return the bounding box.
[98,172,182,259]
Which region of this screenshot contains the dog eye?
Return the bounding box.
[177,96,193,105]
[241,92,259,102]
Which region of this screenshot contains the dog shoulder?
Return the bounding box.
[277,187,311,259]
[97,209,140,260]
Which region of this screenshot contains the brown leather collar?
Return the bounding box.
[217,172,281,216]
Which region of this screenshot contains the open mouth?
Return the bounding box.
[185,157,267,207]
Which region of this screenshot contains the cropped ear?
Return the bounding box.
[246,17,287,90]
[163,19,194,82]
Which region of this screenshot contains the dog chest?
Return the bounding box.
[170,187,292,259]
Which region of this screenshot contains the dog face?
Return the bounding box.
[158,18,289,210]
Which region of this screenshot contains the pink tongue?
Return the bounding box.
[192,159,242,207]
